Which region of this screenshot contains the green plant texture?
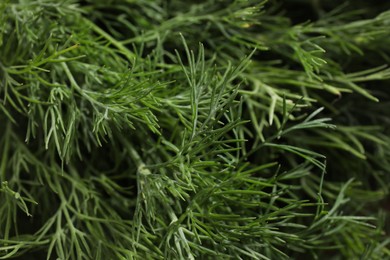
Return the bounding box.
[1,0,390,259]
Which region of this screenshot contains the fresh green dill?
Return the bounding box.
[1,0,390,259]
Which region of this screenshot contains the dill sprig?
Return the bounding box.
[1,0,389,259]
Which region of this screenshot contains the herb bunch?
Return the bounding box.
[1,0,390,259]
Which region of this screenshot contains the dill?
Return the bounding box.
[1,0,390,259]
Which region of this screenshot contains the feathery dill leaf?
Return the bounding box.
[1,0,389,259]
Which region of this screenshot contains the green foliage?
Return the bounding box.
[0,0,389,259]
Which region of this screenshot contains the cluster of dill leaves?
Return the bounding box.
[1,0,390,259]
